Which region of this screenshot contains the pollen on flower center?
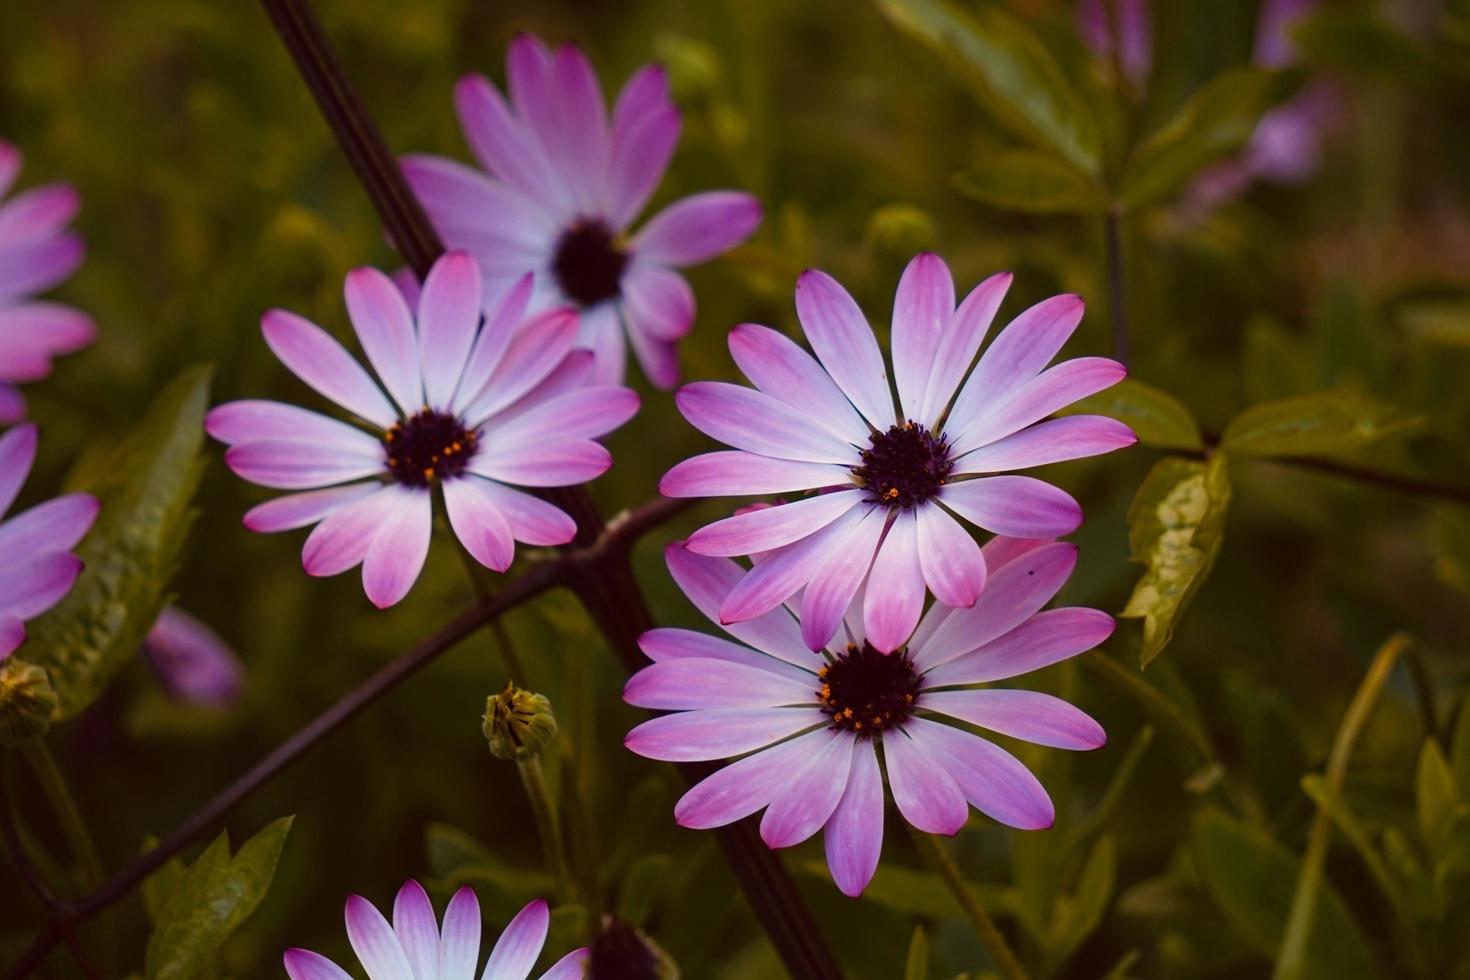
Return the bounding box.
[552,219,628,306]
[817,642,922,737]
[382,408,479,487]
[852,420,954,509]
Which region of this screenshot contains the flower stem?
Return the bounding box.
[1104,206,1130,368]
[453,541,529,684]
[515,756,571,901]
[19,742,104,893]
[908,826,1028,980]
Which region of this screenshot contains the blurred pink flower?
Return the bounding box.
[207,251,638,608]
[402,34,762,390]
[0,140,95,423]
[624,540,1112,897]
[142,607,245,706]
[661,253,1132,653]
[1076,0,1151,88]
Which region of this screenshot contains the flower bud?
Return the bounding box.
[0,657,57,748]
[589,916,679,980]
[483,682,557,761]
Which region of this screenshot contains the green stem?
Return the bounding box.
[559,737,605,930]
[454,543,528,684]
[1273,633,1408,980]
[515,756,570,902]
[20,743,103,892]
[908,826,1028,980]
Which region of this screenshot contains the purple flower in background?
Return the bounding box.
[283,881,587,980]
[1076,0,1151,88]
[402,34,762,390]
[142,607,245,706]
[0,423,98,657]
[207,251,638,608]
[624,539,1112,897]
[661,253,1132,653]
[0,140,95,424]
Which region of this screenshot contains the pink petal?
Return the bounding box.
[459,478,576,547]
[483,898,549,980]
[438,886,481,980]
[624,657,816,710]
[491,386,639,446]
[863,511,924,653]
[545,45,611,213]
[0,552,83,619]
[0,302,96,370]
[244,482,381,533]
[727,323,869,445]
[925,608,1116,686]
[0,384,25,424]
[400,154,552,265]
[225,440,383,490]
[906,718,1054,829]
[261,309,396,428]
[0,615,25,658]
[983,534,1056,572]
[638,628,812,680]
[635,191,761,267]
[686,489,864,558]
[626,318,682,390]
[301,485,399,577]
[142,607,244,706]
[577,304,627,387]
[361,488,433,608]
[663,545,814,668]
[0,184,79,244]
[794,269,895,429]
[761,730,856,848]
[344,894,416,980]
[824,739,884,897]
[443,476,515,572]
[0,142,20,199]
[660,451,848,498]
[205,401,381,454]
[625,707,828,762]
[881,725,968,835]
[0,493,97,554]
[610,104,679,228]
[391,880,439,980]
[676,381,857,465]
[674,730,825,829]
[453,73,562,207]
[0,423,37,516]
[891,253,955,422]
[922,689,1106,750]
[921,272,1012,422]
[540,948,591,980]
[469,439,611,487]
[799,506,885,651]
[954,415,1137,474]
[622,263,694,341]
[914,503,985,608]
[344,266,422,415]
[952,357,1127,455]
[478,345,593,431]
[283,949,355,980]
[940,476,1082,538]
[462,309,579,425]
[418,251,483,409]
[0,233,83,299]
[452,273,534,414]
[715,503,873,624]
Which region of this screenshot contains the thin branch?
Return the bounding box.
[1182,438,1470,506]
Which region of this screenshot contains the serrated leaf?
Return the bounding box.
[22,366,211,720]
[1121,68,1296,208]
[617,854,672,928]
[145,816,292,980]
[1064,378,1202,450]
[904,926,930,980]
[1417,739,1460,856]
[1190,811,1378,980]
[952,150,1103,214]
[875,0,1100,172]
[1120,455,1231,666]
[1220,389,1417,460]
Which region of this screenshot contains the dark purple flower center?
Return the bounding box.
[552,219,628,306]
[852,420,953,509]
[382,408,478,487]
[818,642,921,738]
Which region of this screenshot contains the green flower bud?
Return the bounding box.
[0,658,57,749]
[483,682,557,761]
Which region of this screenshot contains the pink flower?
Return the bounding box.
[142,607,245,706]
[624,539,1112,898]
[283,881,586,980]
[207,251,638,608]
[402,34,762,390]
[0,423,99,657]
[1076,0,1151,89]
[0,140,95,424]
[661,253,1133,653]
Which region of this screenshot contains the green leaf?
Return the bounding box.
[1220,389,1417,460]
[1064,726,1154,857]
[1120,68,1295,209]
[1064,378,1202,451]
[1452,690,1470,799]
[617,854,672,928]
[145,816,292,980]
[875,0,1100,172]
[904,926,930,980]
[1120,454,1231,666]
[1299,775,1414,933]
[23,366,211,720]
[952,149,1103,215]
[140,836,187,927]
[1190,811,1378,980]
[1047,836,1117,968]
[1417,739,1460,856]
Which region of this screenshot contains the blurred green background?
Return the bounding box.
[3,0,1470,977]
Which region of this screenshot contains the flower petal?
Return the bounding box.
[864,511,924,654]
[946,293,1084,436]
[922,689,1106,750]
[392,880,440,980]
[577,304,626,387]
[925,608,1116,686]
[205,401,382,454]
[362,488,433,608]
[0,183,78,244]
[545,45,611,213]
[490,386,639,445]
[0,615,25,658]
[439,886,482,980]
[142,607,244,706]
[663,545,815,669]
[716,502,873,624]
[674,729,825,829]
[418,251,483,409]
[0,422,38,516]
[940,477,1082,538]
[625,707,827,762]
[915,503,985,608]
[468,439,611,487]
[800,506,885,651]
[301,485,399,577]
[761,729,855,848]
[728,323,869,445]
[794,270,895,429]
[824,739,883,897]
[261,309,396,428]
[345,895,417,980]
[453,73,563,206]
[443,476,516,572]
[462,309,579,425]
[952,357,1127,455]
[686,489,864,558]
[451,273,535,414]
[906,718,1054,829]
[0,233,82,300]
[481,898,548,980]
[624,657,816,710]
[634,191,761,266]
[622,263,693,342]
[891,253,955,421]
[225,440,383,490]
[284,949,356,980]
[660,451,848,498]
[0,493,97,554]
[954,415,1137,474]
[638,628,812,681]
[458,478,576,547]
[244,482,381,533]
[610,103,679,228]
[344,266,423,415]
[675,381,857,465]
[881,725,968,835]
[539,948,590,980]
[400,154,553,266]
[625,312,681,390]
[0,552,82,619]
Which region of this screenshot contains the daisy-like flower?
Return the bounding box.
[660,252,1133,653]
[141,607,245,706]
[283,881,586,980]
[402,34,762,390]
[206,251,638,608]
[0,140,95,424]
[624,538,1113,898]
[0,423,99,657]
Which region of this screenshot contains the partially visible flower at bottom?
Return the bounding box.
[283,881,586,980]
[142,607,245,706]
[624,538,1114,897]
[0,423,99,658]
